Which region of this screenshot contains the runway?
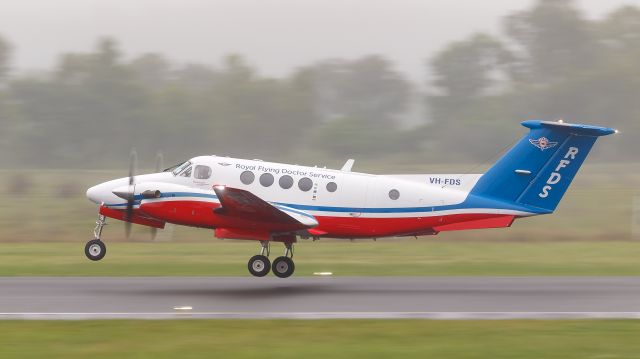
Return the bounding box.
[1,276,639,320]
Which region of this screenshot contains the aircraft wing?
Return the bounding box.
[212,186,318,228]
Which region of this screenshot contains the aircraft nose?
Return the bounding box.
[86,178,137,205]
[86,182,119,205]
[86,185,103,204]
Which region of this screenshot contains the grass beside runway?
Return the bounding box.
[0,320,639,359]
[1,240,640,276]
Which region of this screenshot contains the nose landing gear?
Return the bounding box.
[85,214,107,261]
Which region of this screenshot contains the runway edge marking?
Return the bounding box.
[1,312,640,320]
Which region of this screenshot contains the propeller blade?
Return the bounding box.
[128,148,137,186]
[152,150,163,239]
[155,151,164,173]
[125,148,137,238]
[125,218,132,238]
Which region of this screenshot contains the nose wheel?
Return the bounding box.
[85,214,107,261]
[85,239,106,261]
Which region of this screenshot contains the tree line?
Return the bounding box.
[0,0,638,169]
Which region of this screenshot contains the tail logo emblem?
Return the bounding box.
[530,137,558,151]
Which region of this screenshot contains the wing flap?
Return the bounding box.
[213,186,318,228]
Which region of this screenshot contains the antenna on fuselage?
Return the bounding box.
[341,159,355,172]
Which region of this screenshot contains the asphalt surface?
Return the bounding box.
[1,276,639,319]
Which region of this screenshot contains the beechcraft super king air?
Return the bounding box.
[86,120,617,278]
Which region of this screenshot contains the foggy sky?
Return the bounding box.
[0,0,638,80]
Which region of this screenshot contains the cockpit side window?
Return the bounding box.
[179,166,192,177]
[194,165,212,180]
[170,161,192,176]
[164,162,182,173]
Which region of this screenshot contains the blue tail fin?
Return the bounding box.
[470,120,616,213]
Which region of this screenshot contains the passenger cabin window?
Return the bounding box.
[389,189,400,200]
[279,175,293,189]
[194,165,212,180]
[298,177,313,192]
[179,166,192,177]
[240,171,255,185]
[260,173,274,187]
[326,182,338,192]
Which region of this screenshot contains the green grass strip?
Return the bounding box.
[0,319,639,359]
[1,241,640,276]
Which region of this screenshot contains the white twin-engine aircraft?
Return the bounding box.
[86,120,616,278]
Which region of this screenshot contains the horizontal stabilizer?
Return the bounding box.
[522,120,617,137]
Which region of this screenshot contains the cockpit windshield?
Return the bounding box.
[165,161,192,176]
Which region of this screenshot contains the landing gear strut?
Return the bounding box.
[85,214,107,261]
[272,242,295,278]
[248,241,271,277]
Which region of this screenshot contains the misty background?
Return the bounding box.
[0,0,638,169]
[0,0,638,243]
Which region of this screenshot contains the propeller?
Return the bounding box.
[125,148,137,238]
[150,151,164,240]
[117,149,166,240]
[155,151,164,173]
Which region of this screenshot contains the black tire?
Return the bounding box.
[248,255,271,277]
[85,239,106,261]
[272,256,295,278]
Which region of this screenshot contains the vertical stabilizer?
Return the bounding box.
[470,120,616,212]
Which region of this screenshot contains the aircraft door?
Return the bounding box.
[341,174,371,218]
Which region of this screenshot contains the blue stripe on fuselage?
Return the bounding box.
[103,191,548,215]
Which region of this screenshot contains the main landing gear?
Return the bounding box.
[247,241,295,278]
[85,214,107,261]
[272,242,295,278]
[248,241,271,277]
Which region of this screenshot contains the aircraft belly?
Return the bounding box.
[140,200,305,232]
[315,212,517,238]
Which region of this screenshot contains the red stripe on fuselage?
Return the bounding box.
[135,199,517,238]
[99,206,165,229]
[139,200,303,232]
[313,213,515,237]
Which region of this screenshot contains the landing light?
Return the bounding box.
[173,306,193,311]
[313,272,333,276]
[214,185,226,191]
[615,129,620,134]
